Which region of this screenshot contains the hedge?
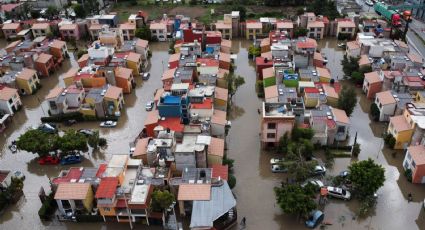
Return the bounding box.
[263,77,276,88]
[41,113,119,123]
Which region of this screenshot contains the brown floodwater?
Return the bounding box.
[1,38,424,230]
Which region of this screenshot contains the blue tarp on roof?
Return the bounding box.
[163,95,181,105]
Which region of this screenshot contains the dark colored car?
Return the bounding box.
[60,154,82,165]
[305,210,324,228]
[38,155,60,165]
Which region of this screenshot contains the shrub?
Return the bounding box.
[256,80,264,98]
[370,103,380,121]
[352,143,361,157]
[405,168,412,182]
[41,112,83,122]
[384,134,396,148]
[228,174,236,189]
[38,193,56,220]
[98,138,107,147]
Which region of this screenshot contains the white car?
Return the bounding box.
[145,101,154,111]
[302,179,325,189]
[327,186,351,200]
[271,164,288,173]
[313,165,327,175]
[100,120,117,128]
[365,0,374,6]
[270,157,284,165]
[141,72,150,80]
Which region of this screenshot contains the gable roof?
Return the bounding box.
[95,177,119,199]
[331,107,350,124]
[208,137,225,157]
[376,90,396,105]
[364,71,382,84]
[178,184,211,201]
[408,145,425,165]
[54,183,91,200]
[16,68,36,81]
[390,115,411,132]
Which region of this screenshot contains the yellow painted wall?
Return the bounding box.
[214,99,227,109]
[127,60,140,76]
[394,130,414,149]
[80,108,96,116]
[304,95,319,108]
[319,76,331,83]
[207,155,223,166]
[326,96,338,107]
[416,92,425,102]
[83,187,94,212]
[16,78,34,94]
[216,78,228,89]
[99,206,117,216]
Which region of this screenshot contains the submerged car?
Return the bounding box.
[301,179,325,189]
[270,157,284,165]
[145,101,155,111]
[271,164,288,173]
[305,210,324,228]
[141,72,150,80]
[100,120,117,128]
[313,165,327,175]
[38,155,60,165]
[327,186,351,200]
[60,154,82,165]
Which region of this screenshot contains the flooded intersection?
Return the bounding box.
[0,39,424,230]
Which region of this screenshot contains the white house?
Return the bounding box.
[0,87,22,115]
[375,90,397,122]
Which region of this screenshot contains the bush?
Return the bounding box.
[228,174,236,189]
[256,80,264,98]
[38,193,56,220]
[98,138,107,147]
[352,143,361,157]
[370,103,380,121]
[384,134,396,148]
[223,156,234,170]
[41,112,83,122]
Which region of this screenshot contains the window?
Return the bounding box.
[379,103,382,109]
[267,123,276,129]
[412,160,416,168]
[337,126,346,133]
[8,98,13,104]
[341,28,346,32]
[407,153,411,160]
[267,133,276,138]
[49,101,57,110]
[317,28,321,32]
[103,207,111,212]
[69,30,74,35]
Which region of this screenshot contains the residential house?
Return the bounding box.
[307,21,325,39]
[46,85,85,115]
[320,83,339,107]
[304,87,320,108]
[95,177,119,220]
[220,39,232,54]
[49,39,69,60]
[246,21,262,40]
[260,38,271,53]
[218,52,231,70]
[81,87,107,118]
[264,85,278,103]
[34,53,55,77]
[316,67,332,83]
[126,52,143,75]
[2,23,22,40]
[168,53,180,69]
[331,107,350,141]
[211,109,228,138]
[213,87,228,111]
[128,11,148,28]
[16,68,40,95]
[120,23,136,41]
[336,20,356,39]
[405,103,425,145]
[345,41,360,57]
[255,57,273,79]
[208,137,225,166]
[215,21,232,39]
[54,183,94,216]
[388,115,414,149]
[358,54,372,69]
[59,24,80,41]
[363,71,383,99]
[135,39,149,61]
[403,145,425,183]
[89,24,102,40]
[115,67,134,93]
[150,22,167,42]
[31,23,51,38]
[276,21,293,38]
[375,90,397,121]
[162,68,176,91]
[313,52,325,68]
[0,86,21,115]
[104,86,124,116]
[260,102,303,148]
[294,38,317,68]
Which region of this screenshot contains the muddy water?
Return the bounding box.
[0,42,167,229]
[318,38,425,230]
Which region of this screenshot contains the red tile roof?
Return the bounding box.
[96,164,107,177]
[96,177,119,199]
[52,168,83,184]
[197,58,219,67]
[191,98,213,109]
[158,117,184,133]
[211,164,228,181]
[304,87,320,93]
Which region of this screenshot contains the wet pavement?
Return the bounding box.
[0,38,424,230]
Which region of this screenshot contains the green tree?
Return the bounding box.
[84,0,100,15]
[352,143,361,157]
[57,130,88,154]
[151,190,175,212]
[16,129,58,157]
[135,25,152,41]
[274,184,317,219]
[294,28,309,37]
[351,71,364,85]
[87,130,100,149]
[341,55,360,77]
[370,103,380,121]
[348,158,385,199]
[337,86,357,117]
[248,45,260,57]
[277,132,290,153]
[45,6,59,20]
[291,127,314,142]
[384,133,396,148]
[228,174,237,189]
[73,4,86,19]
[225,73,245,99]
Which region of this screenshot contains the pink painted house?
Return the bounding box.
[403,145,425,184]
[59,24,80,40]
[363,71,382,99]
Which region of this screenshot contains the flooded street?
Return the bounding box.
[0,42,168,229]
[0,38,424,230]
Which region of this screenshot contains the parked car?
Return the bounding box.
[38,123,57,134]
[339,170,349,178]
[305,210,324,228]
[8,140,17,153]
[60,154,82,165]
[327,186,351,200]
[145,101,155,111]
[271,164,288,173]
[301,179,325,189]
[270,157,284,165]
[313,165,327,175]
[100,120,117,128]
[365,0,374,6]
[323,56,328,64]
[78,129,95,136]
[337,43,346,48]
[38,155,60,165]
[141,72,150,80]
